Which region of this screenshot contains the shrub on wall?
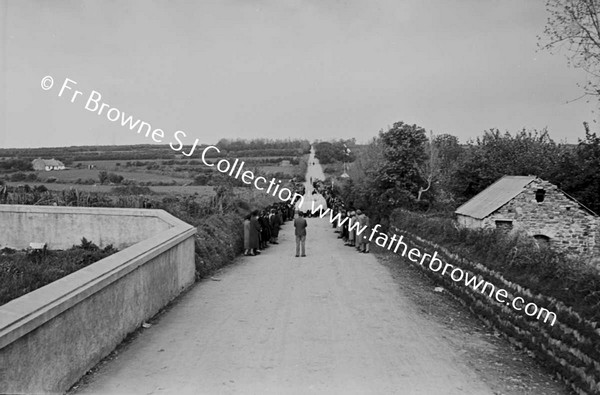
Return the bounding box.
[0,239,117,305]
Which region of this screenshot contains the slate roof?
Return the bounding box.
[455,175,536,220]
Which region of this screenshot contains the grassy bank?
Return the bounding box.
[390,209,600,323]
[0,239,117,305]
[389,209,600,394]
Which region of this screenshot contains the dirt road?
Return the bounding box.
[76,215,499,395]
[74,154,568,395]
[296,147,327,212]
[305,147,326,187]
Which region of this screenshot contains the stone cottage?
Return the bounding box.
[455,175,599,255]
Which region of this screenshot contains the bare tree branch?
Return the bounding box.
[540,0,600,99]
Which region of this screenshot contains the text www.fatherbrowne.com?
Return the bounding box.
[309,201,558,327]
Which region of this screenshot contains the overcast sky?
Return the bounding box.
[0,0,597,149]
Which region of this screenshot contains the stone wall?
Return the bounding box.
[485,179,599,255]
[456,214,484,229]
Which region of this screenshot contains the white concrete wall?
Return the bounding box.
[0,205,197,394]
[0,205,174,250]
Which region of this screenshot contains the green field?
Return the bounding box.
[3,182,283,202]
[1,141,310,195]
[256,165,297,176]
[34,169,190,184]
[73,160,125,169]
[5,181,215,195]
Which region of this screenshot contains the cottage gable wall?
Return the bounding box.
[486,179,598,254]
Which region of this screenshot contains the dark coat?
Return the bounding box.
[270,213,282,237]
[249,217,261,249]
[294,217,308,236]
[259,216,271,242]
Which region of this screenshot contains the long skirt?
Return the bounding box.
[243,220,250,249]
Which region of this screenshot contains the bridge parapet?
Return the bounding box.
[0,205,196,394]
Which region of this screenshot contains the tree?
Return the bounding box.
[416,131,439,202]
[107,173,124,184]
[376,122,428,207]
[98,171,108,184]
[314,140,356,164]
[193,173,209,185]
[343,137,387,219]
[540,0,600,98]
[452,129,560,200]
[411,133,467,207]
[550,122,600,213]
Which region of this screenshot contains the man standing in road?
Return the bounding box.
[294,211,308,257]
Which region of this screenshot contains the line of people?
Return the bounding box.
[309,179,371,253]
[334,208,371,253]
[243,202,295,256]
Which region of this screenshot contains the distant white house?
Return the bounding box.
[32,158,66,171]
[279,160,291,166]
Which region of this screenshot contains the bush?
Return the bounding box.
[193,174,209,185]
[194,213,243,278]
[0,158,33,172]
[98,171,108,184]
[9,172,27,182]
[107,173,124,184]
[0,239,118,305]
[111,185,153,195]
[99,171,123,184]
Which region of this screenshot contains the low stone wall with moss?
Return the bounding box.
[390,209,600,395]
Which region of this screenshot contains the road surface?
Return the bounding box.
[296,146,326,212]
[75,226,495,394]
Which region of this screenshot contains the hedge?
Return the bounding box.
[389,210,600,395]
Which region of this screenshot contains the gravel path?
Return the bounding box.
[75,216,496,395]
